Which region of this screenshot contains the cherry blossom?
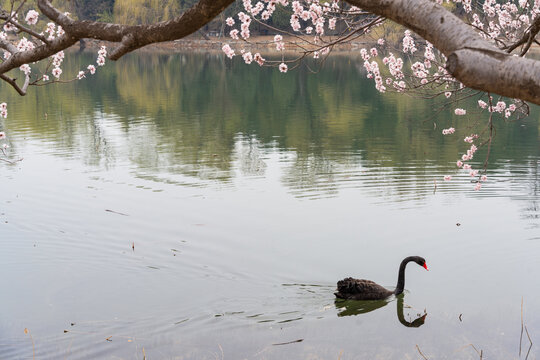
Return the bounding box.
[25,10,39,25]
[52,67,62,79]
[19,64,31,75]
[222,44,235,58]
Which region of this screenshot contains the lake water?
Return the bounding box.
[0,51,539,359]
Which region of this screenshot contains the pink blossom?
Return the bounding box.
[481,175,488,182]
[52,51,65,67]
[360,48,370,61]
[52,67,62,79]
[222,44,235,58]
[279,62,288,73]
[474,182,482,191]
[17,37,35,52]
[42,74,49,81]
[3,23,15,32]
[226,17,235,26]
[444,175,452,181]
[230,29,239,39]
[377,38,385,46]
[463,164,472,170]
[19,64,31,75]
[87,65,96,74]
[45,22,55,39]
[456,160,463,167]
[454,108,467,115]
[470,170,479,177]
[290,14,301,31]
[25,10,39,25]
[77,71,85,80]
[402,30,417,53]
[253,53,265,66]
[478,100,488,109]
[442,127,455,135]
[242,51,253,64]
[98,46,107,58]
[274,35,285,51]
[328,18,337,30]
[0,131,5,139]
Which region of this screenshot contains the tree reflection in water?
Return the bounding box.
[335,294,427,328]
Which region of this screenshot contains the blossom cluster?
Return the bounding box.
[0,8,108,117]
[222,0,361,69]
[0,102,7,119]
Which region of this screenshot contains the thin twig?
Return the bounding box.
[482,94,495,173]
[520,297,524,356]
[468,344,483,359]
[24,328,35,360]
[218,343,224,360]
[524,325,533,360]
[416,344,429,360]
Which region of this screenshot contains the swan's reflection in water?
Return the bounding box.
[335,294,427,328]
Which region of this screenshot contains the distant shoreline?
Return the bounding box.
[80,36,373,55]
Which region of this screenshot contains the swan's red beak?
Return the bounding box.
[423,262,429,271]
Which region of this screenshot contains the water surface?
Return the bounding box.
[0,52,539,359]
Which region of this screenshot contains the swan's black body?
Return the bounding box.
[334,256,427,300]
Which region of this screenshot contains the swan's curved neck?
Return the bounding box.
[394,257,415,295]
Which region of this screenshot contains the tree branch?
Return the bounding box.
[0,74,26,95]
[37,0,235,60]
[345,0,540,105]
[505,16,540,55]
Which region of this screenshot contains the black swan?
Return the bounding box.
[334,256,428,300]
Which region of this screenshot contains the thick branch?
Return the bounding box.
[0,0,234,79]
[37,0,235,60]
[345,0,540,105]
[0,74,26,95]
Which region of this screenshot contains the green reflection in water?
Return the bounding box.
[1,51,538,189]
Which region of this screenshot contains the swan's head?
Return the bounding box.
[414,256,428,271]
